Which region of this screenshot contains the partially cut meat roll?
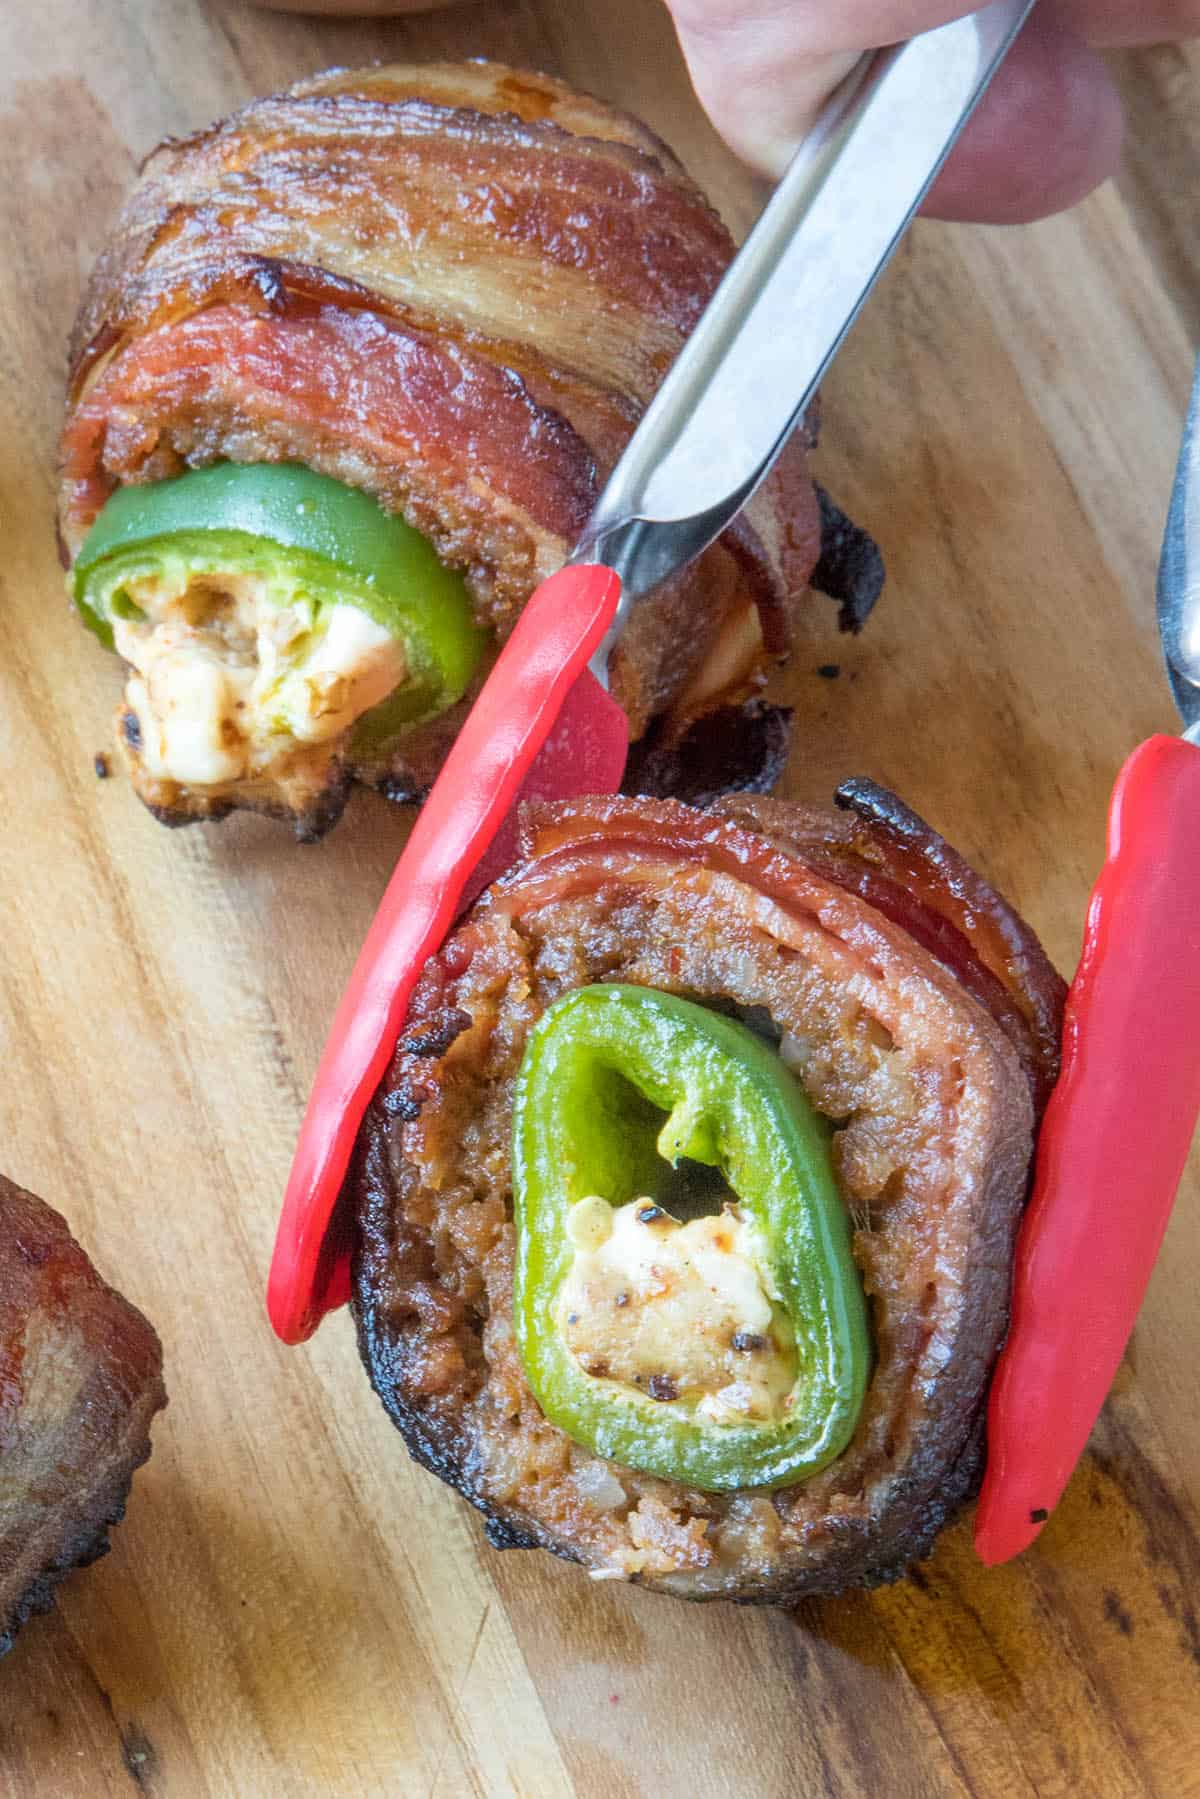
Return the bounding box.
[59,61,880,838]
[350,786,1065,1600]
[0,1174,166,1653]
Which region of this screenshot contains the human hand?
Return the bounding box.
[663,1,1200,222]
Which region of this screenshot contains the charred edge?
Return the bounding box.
[401,1008,473,1060]
[753,1409,993,1610]
[381,1086,425,1123]
[351,1113,547,1560]
[714,1401,989,1607]
[623,701,793,807]
[135,768,351,842]
[0,1435,154,1658]
[377,775,433,808]
[810,485,885,635]
[291,781,353,843]
[833,774,932,845]
[351,1266,540,1556]
[484,1512,539,1550]
[144,797,233,831]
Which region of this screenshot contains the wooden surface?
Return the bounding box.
[1,4,1199,1793]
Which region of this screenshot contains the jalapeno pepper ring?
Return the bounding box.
[512,984,870,1492]
[73,462,486,734]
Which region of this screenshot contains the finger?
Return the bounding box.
[921,11,1123,223]
[667,0,970,60]
[1047,0,1200,48]
[664,0,973,176]
[666,1,1122,223]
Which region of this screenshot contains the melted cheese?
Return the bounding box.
[558,1198,797,1424]
[112,569,406,789]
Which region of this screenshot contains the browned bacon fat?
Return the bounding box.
[351,789,1064,1600]
[59,62,880,836]
[0,1174,166,1653]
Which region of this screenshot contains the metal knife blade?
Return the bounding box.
[578,0,1034,679]
[1158,356,1200,741]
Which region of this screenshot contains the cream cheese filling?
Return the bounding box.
[111,569,407,789]
[557,1197,797,1424]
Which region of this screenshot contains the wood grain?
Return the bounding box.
[1,3,1198,1793]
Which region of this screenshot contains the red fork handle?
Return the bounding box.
[266,565,623,1346]
[976,734,1200,1565]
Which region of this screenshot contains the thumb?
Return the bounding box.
[664,0,864,176]
[664,1,1120,222]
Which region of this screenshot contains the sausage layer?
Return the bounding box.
[352,793,1063,1600]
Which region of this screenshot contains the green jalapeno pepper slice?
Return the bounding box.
[72,462,486,734]
[512,984,870,1492]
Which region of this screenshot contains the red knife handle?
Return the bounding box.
[975,734,1200,1565]
[266,565,623,1346]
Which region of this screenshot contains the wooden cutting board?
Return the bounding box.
[2,3,1198,1792]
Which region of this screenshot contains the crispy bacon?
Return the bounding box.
[61,302,596,641]
[59,60,863,831]
[722,783,1066,1116]
[0,1174,165,1654]
[497,788,1066,1115]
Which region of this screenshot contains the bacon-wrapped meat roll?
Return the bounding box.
[58,61,880,838]
[350,786,1065,1600]
[0,1173,166,1653]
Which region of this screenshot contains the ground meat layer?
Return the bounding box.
[352,794,1046,1601]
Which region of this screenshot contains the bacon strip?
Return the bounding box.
[62,302,596,640]
[499,787,1066,1115]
